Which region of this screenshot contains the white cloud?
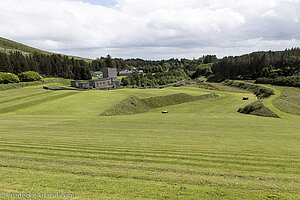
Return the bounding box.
[0,0,300,59]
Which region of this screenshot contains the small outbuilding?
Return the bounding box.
[71,80,79,88]
[78,82,90,89]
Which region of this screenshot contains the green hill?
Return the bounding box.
[0,36,92,62]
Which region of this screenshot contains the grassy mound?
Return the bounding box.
[101,95,151,116]
[223,80,274,98]
[238,100,280,118]
[102,93,218,116]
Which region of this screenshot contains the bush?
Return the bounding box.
[18,71,41,82]
[206,75,225,83]
[256,76,300,88]
[0,72,20,84]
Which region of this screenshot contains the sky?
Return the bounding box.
[1,0,300,60]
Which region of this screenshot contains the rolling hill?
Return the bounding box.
[0,36,92,62]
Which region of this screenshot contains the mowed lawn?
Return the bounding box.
[0,84,299,200]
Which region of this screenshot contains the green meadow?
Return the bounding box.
[0,82,299,199]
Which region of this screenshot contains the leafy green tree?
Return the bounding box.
[18,71,41,82]
[105,54,115,68]
[0,72,20,83]
[192,63,213,79]
[203,55,218,64]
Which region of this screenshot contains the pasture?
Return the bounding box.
[0,82,299,199]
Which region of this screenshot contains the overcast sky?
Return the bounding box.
[1,0,300,60]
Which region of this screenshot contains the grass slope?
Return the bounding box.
[102,93,218,116]
[0,36,51,55]
[0,36,92,62]
[220,81,279,118]
[0,83,299,199]
[273,86,300,115]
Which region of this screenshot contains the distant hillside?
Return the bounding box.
[0,37,92,80]
[0,36,91,62]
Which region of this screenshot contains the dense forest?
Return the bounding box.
[211,48,300,80]
[0,51,91,80]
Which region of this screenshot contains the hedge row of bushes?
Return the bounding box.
[256,76,300,88]
[0,71,41,84]
[223,80,274,99]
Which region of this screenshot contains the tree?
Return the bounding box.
[204,55,218,64]
[0,72,20,83]
[105,54,115,68]
[18,71,41,82]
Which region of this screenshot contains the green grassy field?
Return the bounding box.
[0,82,299,199]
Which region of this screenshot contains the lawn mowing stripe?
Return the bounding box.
[0,141,299,163]
[0,160,298,194]
[0,148,299,174]
[0,140,298,160]
[0,143,298,166]
[1,167,298,200]
[1,153,298,184]
[0,91,52,104]
[0,92,77,114]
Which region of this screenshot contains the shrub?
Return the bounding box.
[206,75,225,83]
[18,71,41,82]
[256,76,300,88]
[0,72,20,84]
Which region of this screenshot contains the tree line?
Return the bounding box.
[0,51,91,80]
[121,69,187,87]
[91,55,217,75]
[211,48,300,80]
